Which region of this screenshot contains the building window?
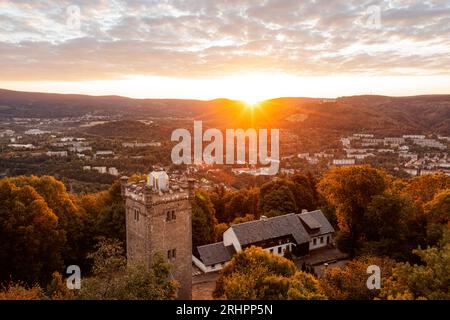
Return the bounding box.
[211,264,216,269]
[320,237,324,244]
[134,208,140,221]
[327,236,330,244]
[167,248,176,261]
[166,210,176,221]
[278,247,282,254]
[270,248,274,253]
[313,238,317,245]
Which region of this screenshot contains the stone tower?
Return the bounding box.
[121,172,194,299]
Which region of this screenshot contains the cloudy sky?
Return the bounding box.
[0,0,449,101]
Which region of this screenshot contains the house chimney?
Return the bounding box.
[301,209,308,214]
[260,215,268,221]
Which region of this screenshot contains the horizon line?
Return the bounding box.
[1,87,450,103]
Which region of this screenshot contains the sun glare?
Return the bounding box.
[243,99,262,107]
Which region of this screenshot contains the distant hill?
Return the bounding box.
[0,88,449,134]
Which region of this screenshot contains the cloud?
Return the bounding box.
[0,0,449,81]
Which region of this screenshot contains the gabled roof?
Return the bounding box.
[197,242,236,266]
[230,213,311,246]
[297,210,334,236]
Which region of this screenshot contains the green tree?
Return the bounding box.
[223,188,259,223]
[259,180,297,217]
[362,193,411,259]
[290,174,317,211]
[380,231,450,300]
[77,238,178,300]
[209,185,229,223]
[192,191,217,249]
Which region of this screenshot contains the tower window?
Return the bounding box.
[134,208,140,221]
[167,248,176,261]
[166,210,176,221]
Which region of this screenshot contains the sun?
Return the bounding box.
[243,100,261,109]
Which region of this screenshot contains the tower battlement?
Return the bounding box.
[124,179,192,204]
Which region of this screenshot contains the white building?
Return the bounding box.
[0,129,14,137]
[122,142,162,148]
[46,151,68,157]
[414,139,447,150]
[332,159,355,166]
[92,166,107,174]
[69,146,92,152]
[403,135,425,139]
[95,150,114,156]
[108,167,119,176]
[24,129,49,135]
[193,210,334,273]
[353,133,374,138]
[8,144,35,149]
[384,137,405,145]
[404,168,418,176]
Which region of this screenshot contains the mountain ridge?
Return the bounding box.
[0,88,449,134]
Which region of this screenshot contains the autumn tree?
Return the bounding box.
[320,256,395,300]
[318,165,387,254]
[4,176,86,267]
[213,247,325,300]
[0,180,65,285]
[0,282,45,300]
[394,173,450,208]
